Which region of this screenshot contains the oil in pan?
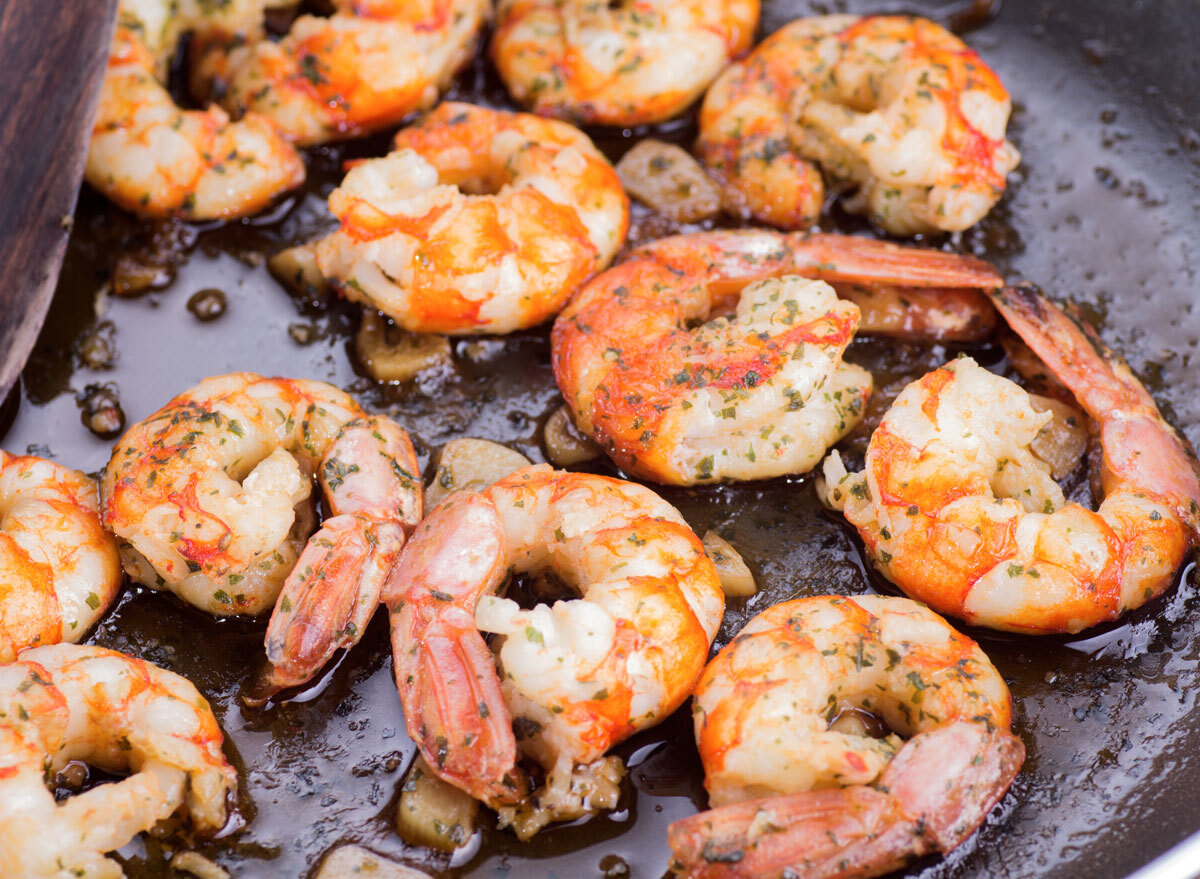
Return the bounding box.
[4,1,1200,878]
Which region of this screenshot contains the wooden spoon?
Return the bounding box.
[0,0,117,398]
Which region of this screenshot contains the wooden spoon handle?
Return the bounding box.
[0,0,117,397]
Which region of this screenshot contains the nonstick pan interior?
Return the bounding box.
[4,1,1200,876]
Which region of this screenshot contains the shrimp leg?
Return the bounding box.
[669,723,1024,879]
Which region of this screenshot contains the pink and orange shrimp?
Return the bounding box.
[87,2,304,219]
[0,452,122,661]
[312,102,629,335]
[198,0,490,146]
[697,15,1020,235]
[552,229,1003,484]
[384,465,724,837]
[101,372,422,691]
[0,643,236,877]
[492,0,760,126]
[668,595,1024,879]
[822,286,1200,633]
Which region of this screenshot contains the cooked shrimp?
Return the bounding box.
[821,287,1200,633]
[687,596,1014,804]
[0,453,122,662]
[198,0,489,146]
[313,102,629,334]
[101,372,422,690]
[668,595,1024,879]
[0,643,236,879]
[384,464,724,838]
[492,0,760,126]
[697,15,1021,235]
[86,2,304,219]
[552,229,1003,484]
[670,725,1023,879]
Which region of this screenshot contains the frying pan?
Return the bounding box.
[2,1,1200,877]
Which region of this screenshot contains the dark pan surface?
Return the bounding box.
[5,1,1200,876]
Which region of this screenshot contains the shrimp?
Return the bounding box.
[697,15,1021,235]
[821,287,1200,633]
[383,464,724,838]
[491,0,760,126]
[0,453,122,662]
[86,1,304,220]
[0,643,236,879]
[197,0,489,146]
[312,102,629,335]
[101,372,422,691]
[667,595,1024,879]
[551,229,1003,485]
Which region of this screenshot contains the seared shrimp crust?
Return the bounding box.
[315,102,629,335]
[691,595,1012,806]
[698,14,1020,235]
[199,0,489,146]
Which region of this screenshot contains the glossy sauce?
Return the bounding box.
[5,1,1200,877]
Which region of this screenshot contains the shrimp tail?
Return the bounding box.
[788,233,1004,290]
[669,786,912,879]
[668,723,1024,879]
[991,285,1200,532]
[384,492,528,806]
[261,515,405,694]
[874,722,1024,851]
[391,605,527,805]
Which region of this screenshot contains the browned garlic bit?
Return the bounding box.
[186,288,227,322]
[396,755,480,851]
[314,845,433,879]
[497,756,625,841]
[77,383,125,438]
[543,405,601,467]
[267,244,329,301]
[702,531,757,597]
[355,310,452,384]
[615,140,722,223]
[425,438,533,509]
[169,852,231,879]
[1027,393,1089,480]
[111,220,196,296]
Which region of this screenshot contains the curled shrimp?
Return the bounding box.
[197,0,489,146]
[668,595,1024,879]
[697,15,1021,235]
[491,0,760,126]
[0,452,122,661]
[552,229,1002,484]
[101,372,422,690]
[0,643,236,879]
[313,102,629,335]
[821,286,1200,633]
[384,464,724,838]
[86,2,304,219]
